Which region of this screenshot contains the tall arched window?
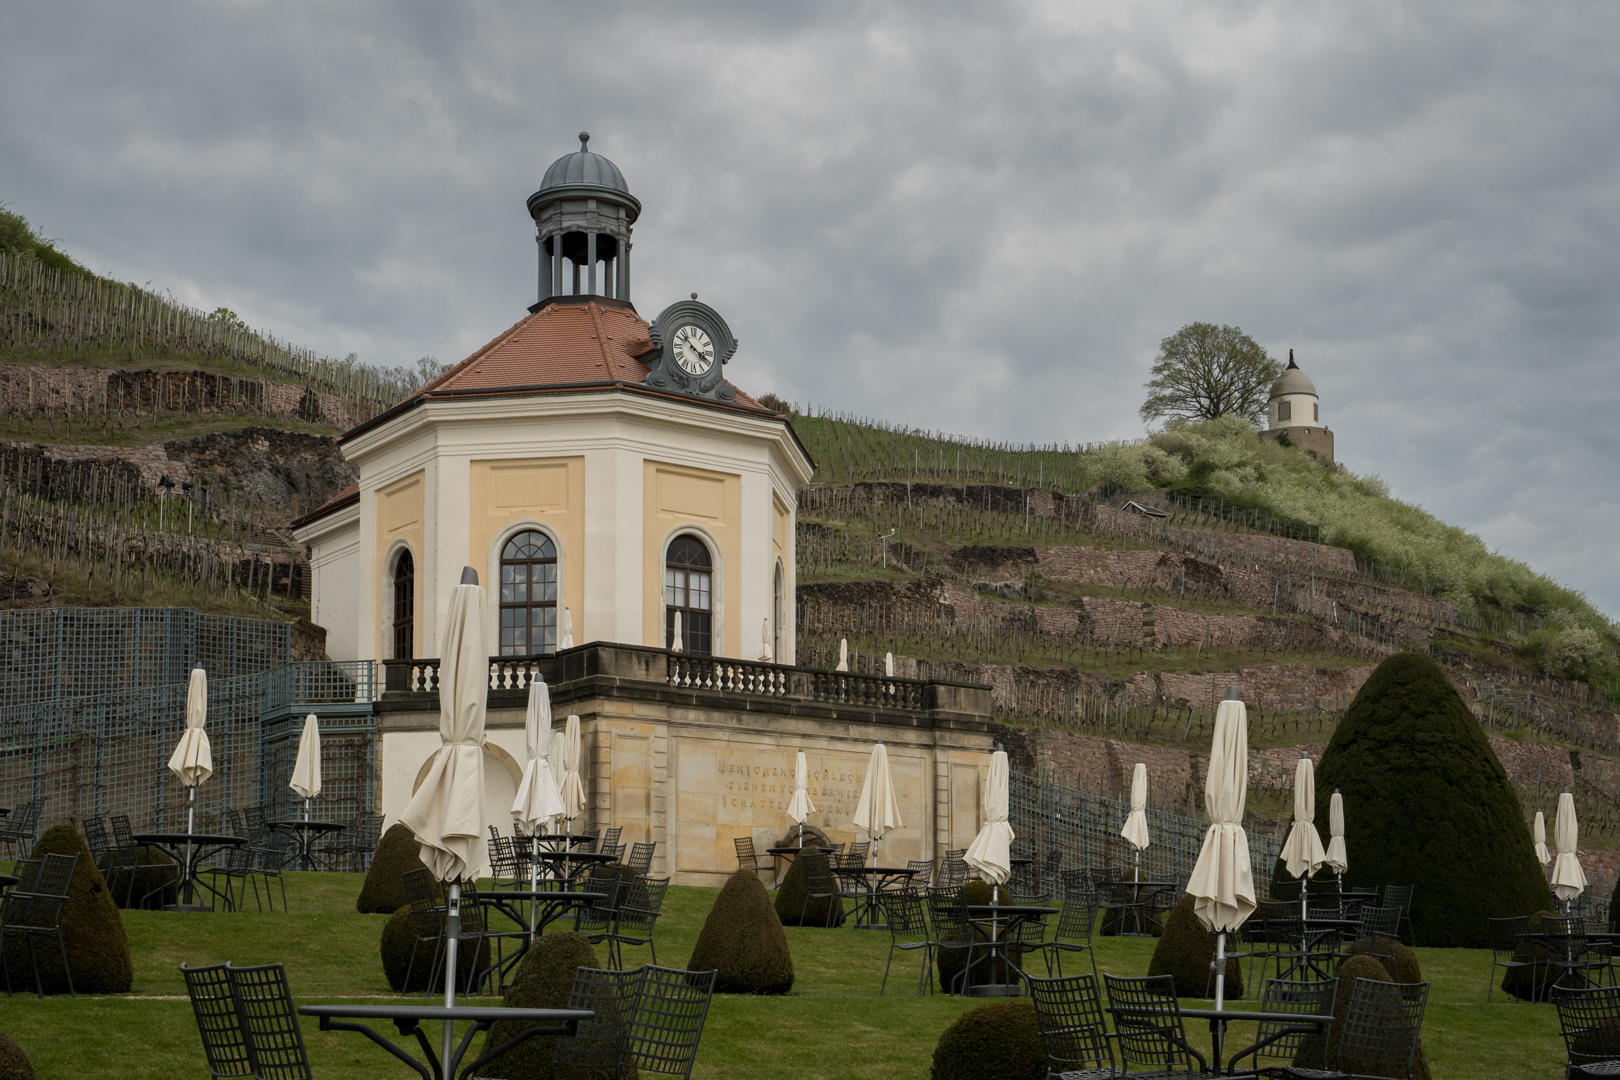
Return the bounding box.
[773,561,785,662]
[665,535,712,655]
[499,530,558,656]
[392,549,414,660]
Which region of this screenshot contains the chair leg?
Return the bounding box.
[55,929,73,998]
[881,944,894,995]
[25,935,42,999]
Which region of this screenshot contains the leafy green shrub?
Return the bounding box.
[688,870,794,994]
[1301,954,1431,1080]
[1313,653,1553,947]
[1,825,132,994]
[357,824,429,914]
[773,855,844,928]
[478,932,631,1080]
[378,899,489,993]
[1148,894,1242,999]
[930,1001,1045,1080]
[0,1032,37,1080]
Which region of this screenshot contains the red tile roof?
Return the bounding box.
[290,481,358,530]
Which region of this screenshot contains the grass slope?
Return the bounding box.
[0,870,1566,1079]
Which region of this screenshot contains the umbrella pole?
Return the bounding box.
[443,880,460,1080]
[184,787,196,907]
[529,834,539,939]
[1213,930,1228,1072]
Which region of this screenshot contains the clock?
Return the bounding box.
[643,298,738,402]
[671,324,715,376]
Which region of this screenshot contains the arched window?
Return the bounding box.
[665,535,713,655]
[499,530,558,656]
[392,549,414,660]
[773,561,785,662]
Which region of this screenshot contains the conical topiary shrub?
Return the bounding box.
[1344,937,1422,984]
[0,825,132,994]
[688,870,794,994]
[477,932,632,1080]
[357,823,430,914]
[379,900,490,993]
[1313,652,1553,947]
[1296,954,1431,1080]
[930,1001,1045,1080]
[1147,893,1243,999]
[773,855,844,928]
[108,844,178,910]
[0,1032,37,1080]
[935,880,1031,994]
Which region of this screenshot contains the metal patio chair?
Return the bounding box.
[401,867,448,996]
[181,962,255,1080]
[1026,972,1115,1080]
[227,961,316,1080]
[1381,884,1416,945]
[1103,973,1207,1078]
[1276,976,1429,1080]
[608,875,669,970]
[554,965,718,1080]
[1228,977,1337,1077]
[1553,981,1620,1078]
[627,842,657,876]
[905,858,935,888]
[1486,915,1536,1003]
[1,852,77,998]
[876,889,933,995]
[733,835,771,883]
[796,852,844,928]
[1035,890,1101,981]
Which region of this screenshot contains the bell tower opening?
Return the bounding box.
[528,132,641,307]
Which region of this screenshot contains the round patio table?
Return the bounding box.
[532,848,615,884]
[962,904,1058,996]
[765,844,834,885]
[131,832,246,911]
[1097,878,1178,937]
[835,865,920,930]
[298,1003,594,1080]
[1108,1004,1333,1075]
[474,888,607,991]
[269,820,347,871]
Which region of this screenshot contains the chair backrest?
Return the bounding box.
[226,962,315,1080]
[11,858,42,894]
[1554,982,1620,1070]
[878,889,929,943]
[181,962,255,1080]
[625,966,718,1078]
[1027,973,1114,1078]
[81,816,111,862]
[936,859,968,888]
[847,840,871,862]
[1486,916,1529,957]
[1254,978,1337,1067]
[111,814,136,848]
[556,966,642,1073]
[1104,973,1202,1073]
[733,835,758,869]
[1382,884,1414,916]
[601,826,624,851]
[401,868,443,934]
[31,852,77,903]
[944,848,966,861]
[799,852,839,897]
[358,812,384,848]
[1331,977,1428,1079]
[223,809,245,837]
[1360,905,1401,938]
[628,842,657,875]
[616,877,670,940]
[1059,868,1091,900]
[1055,891,1101,944]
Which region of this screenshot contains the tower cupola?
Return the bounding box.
[1259,349,1334,465]
[527,132,641,306]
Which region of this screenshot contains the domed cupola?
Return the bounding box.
[1268,349,1321,428]
[527,133,642,306]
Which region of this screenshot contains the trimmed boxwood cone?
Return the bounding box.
[0,1033,37,1080]
[1297,954,1431,1080]
[930,1001,1045,1080]
[1313,652,1553,947]
[1,825,132,994]
[109,844,178,909]
[1344,937,1422,984]
[478,932,631,1080]
[379,898,490,993]
[1148,893,1242,999]
[773,855,844,928]
[357,823,430,914]
[688,870,794,994]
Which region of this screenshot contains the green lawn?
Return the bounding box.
[0,871,1565,1078]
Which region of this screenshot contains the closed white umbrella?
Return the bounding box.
[1187,688,1256,1018]
[884,651,894,677]
[671,612,684,653]
[166,666,212,908]
[852,741,901,867]
[836,638,849,672]
[512,675,565,935]
[786,750,815,847]
[965,748,1014,897]
[397,567,488,1077]
[1551,791,1588,907]
[558,712,586,842]
[1325,790,1348,900]
[1121,761,1150,876]
[289,713,321,822]
[559,607,574,650]
[762,617,773,662]
[1281,752,1327,918]
[549,729,566,792]
[1533,811,1550,865]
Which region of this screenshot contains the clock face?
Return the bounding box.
[672,324,715,376]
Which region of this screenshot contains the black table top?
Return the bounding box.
[1110,1004,1332,1024]
[299,1003,595,1025]
[532,850,615,863]
[479,889,607,903]
[269,820,347,832]
[132,833,245,847]
[965,904,1059,918]
[766,845,834,855]
[524,833,596,844]
[1009,856,1034,866]
[836,866,919,876]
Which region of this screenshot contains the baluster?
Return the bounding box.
[409,665,420,693]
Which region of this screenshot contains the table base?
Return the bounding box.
[162,902,211,913]
[966,983,1022,997]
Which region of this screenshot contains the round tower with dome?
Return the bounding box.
[1259,349,1334,465]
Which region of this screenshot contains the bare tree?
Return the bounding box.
[1139,323,1282,425]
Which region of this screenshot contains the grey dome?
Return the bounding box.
[538,132,630,196]
[1270,355,1317,398]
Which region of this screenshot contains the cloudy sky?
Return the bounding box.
[2,2,1618,614]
